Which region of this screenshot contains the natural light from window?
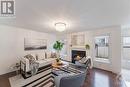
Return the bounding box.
[95,36,109,60]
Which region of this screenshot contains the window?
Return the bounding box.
[95,36,109,59]
[123,37,130,48]
[123,37,130,60]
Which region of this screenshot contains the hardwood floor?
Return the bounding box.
[83,68,126,87]
[0,68,126,87]
[0,71,16,87]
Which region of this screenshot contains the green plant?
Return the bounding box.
[56,58,60,62]
[53,41,64,60]
[85,44,90,56]
[85,44,90,50]
[53,41,64,51]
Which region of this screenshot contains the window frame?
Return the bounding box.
[123,36,130,48]
[94,34,110,63]
[123,36,130,60]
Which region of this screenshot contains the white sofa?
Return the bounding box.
[21,52,56,73]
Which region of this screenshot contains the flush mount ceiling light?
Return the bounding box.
[55,22,66,32]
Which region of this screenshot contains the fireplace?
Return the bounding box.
[71,50,86,63]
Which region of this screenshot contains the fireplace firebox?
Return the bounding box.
[71,50,86,63]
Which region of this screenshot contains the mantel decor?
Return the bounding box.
[85,44,90,56]
[71,33,85,47]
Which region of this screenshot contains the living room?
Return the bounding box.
[0,0,130,87]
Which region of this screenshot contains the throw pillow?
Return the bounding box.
[46,52,52,58]
[51,52,57,58]
[79,57,88,64]
[24,54,35,63]
[31,53,36,60]
[37,52,45,60]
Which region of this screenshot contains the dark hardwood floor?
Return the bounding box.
[0,68,126,87]
[83,68,126,87]
[0,71,16,87]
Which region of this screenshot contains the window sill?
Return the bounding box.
[94,58,110,63]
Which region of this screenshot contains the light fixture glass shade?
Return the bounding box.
[55,23,66,32]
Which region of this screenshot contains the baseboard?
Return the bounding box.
[93,67,113,73]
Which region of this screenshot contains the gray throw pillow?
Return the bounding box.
[79,57,88,64]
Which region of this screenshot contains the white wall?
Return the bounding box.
[0,25,57,75]
[66,26,121,74]
[91,26,121,74]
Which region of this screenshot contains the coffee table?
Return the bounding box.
[52,60,85,76]
[52,61,69,68]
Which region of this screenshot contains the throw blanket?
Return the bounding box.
[30,61,39,75]
[24,54,39,75]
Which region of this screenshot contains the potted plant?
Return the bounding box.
[53,41,64,63]
[85,44,90,56]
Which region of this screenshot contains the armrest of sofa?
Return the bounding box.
[54,73,73,87]
[20,58,30,72]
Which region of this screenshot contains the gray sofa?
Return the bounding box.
[54,72,86,87]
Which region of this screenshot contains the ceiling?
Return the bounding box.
[0,0,130,34]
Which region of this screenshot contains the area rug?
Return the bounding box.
[9,70,55,87]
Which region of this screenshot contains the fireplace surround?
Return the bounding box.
[71,50,86,63]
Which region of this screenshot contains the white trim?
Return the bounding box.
[94,58,110,63]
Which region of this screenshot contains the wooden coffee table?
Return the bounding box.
[52,61,69,68]
[52,61,83,76]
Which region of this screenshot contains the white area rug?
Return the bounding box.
[9,69,54,87]
[9,75,53,87]
[9,75,54,87]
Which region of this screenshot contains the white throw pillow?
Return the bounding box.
[37,52,45,60]
[46,52,51,58]
[79,57,88,64]
[51,52,57,58]
[30,54,36,60]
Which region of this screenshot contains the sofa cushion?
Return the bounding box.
[46,52,52,58]
[24,54,36,61]
[46,52,57,58]
[31,53,36,60]
[79,57,88,64]
[36,58,56,67]
[51,52,57,58]
[37,52,45,60]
